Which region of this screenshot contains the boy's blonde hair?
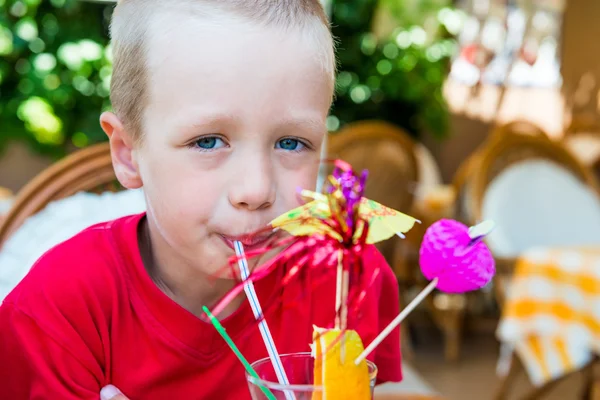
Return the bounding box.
[109,0,336,142]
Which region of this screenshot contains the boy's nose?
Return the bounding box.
[228,161,276,211]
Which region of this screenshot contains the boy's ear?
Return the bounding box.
[100,112,143,189]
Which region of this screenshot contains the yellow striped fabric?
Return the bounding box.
[496,247,600,385]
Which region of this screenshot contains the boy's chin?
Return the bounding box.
[206,262,248,282]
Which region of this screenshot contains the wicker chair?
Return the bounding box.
[0,142,121,248]
[490,120,548,139]
[472,131,598,279]
[468,132,600,400]
[452,120,549,225]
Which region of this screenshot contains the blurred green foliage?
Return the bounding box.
[0,0,457,158]
[0,0,113,158]
[329,0,458,138]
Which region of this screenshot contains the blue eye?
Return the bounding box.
[276,138,305,151]
[194,136,226,150]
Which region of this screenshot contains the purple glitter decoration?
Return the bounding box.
[329,160,368,242]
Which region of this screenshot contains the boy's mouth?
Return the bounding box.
[219,231,278,251]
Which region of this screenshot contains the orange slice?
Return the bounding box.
[311,326,371,400]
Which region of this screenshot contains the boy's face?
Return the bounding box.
[105,14,333,277]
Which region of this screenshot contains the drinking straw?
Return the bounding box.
[203,306,276,400]
[234,241,295,400]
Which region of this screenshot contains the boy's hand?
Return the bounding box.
[100,385,130,400]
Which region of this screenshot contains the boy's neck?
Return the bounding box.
[138,217,243,319]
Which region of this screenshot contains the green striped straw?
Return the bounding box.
[202,306,277,400]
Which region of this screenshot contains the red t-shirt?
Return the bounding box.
[0,213,401,399]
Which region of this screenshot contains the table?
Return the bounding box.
[497,246,600,386]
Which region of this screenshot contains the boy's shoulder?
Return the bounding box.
[3,213,143,312]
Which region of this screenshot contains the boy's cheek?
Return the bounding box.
[142,175,220,224]
[280,175,318,207]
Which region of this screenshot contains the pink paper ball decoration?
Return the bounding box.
[419,219,495,293]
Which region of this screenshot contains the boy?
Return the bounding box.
[0,1,402,399]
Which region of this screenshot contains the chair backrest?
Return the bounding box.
[490,120,548,139]
[327,120,419,263]
[0,142,121,247]
[473,133,598,214]
[472,132,600,257]
[451,120,549,226]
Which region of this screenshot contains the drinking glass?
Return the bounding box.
[247,352,377,400]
